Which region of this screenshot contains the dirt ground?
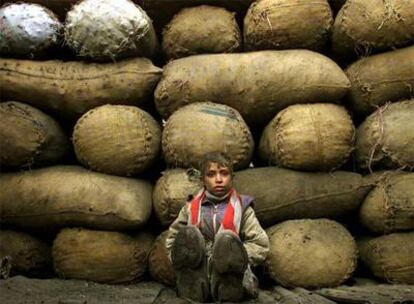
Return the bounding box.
[0,276,279,304]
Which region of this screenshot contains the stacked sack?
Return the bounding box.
[149,0,414,289]
[0,0,161,283]
[357,170,414,285]
[1,0,413,291]
[334,1,414,285]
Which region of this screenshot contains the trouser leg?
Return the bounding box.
[243,264,259,299]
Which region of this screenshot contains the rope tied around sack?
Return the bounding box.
[368,103,390,173]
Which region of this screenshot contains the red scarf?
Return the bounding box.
[188,188,242,235]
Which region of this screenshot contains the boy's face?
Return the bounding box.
[203,162,232,196]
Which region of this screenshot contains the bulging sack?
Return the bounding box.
[346,46,414,117]
[0,101,68,169]
[266,219,357,288]
[148,231,175,286]
[332,0,414,59]
[0,57,162,121]
[153,169,202,227]
[155,50,350,127]
[259,103,354,171]
[358,232,414,284]
[0,3,62,58]
[233,167,371,228]
[162,5,241,60]
[0,230,52,278]
[0,166,153,230]
[360,172,414,233]
[355,100,414,171]
[65,0,158,60]
[244,0,333,51]
[53,228,154,284]
[162,102,254,170]
[73,105,161,177]
[139,0,254,30]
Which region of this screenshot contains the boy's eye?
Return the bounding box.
[207,172,215,177]
[220,171,229,176]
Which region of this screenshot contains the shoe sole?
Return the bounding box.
[171,226,205,270]
[211,231,248,274]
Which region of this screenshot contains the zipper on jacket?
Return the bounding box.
[213,205,218,235]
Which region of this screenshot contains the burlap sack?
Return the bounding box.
[266,219,357,288]
[155,50,350,127]
[162,5,241,60]
[0,3,61,57]
[346,46,414,117]
[65,0,158,60]
[259,103,354,171]
[73,105,161,176]
[358,232,414,284]
[53,228,154,284]
[332,0,414,59]
[233,167,372,228]
[360,172,414,233]
[162,102,254,170]
[0,230,52,277]
[153,169,202,227]
[244,0,333,51]
[138,0,254,30]
[0,57,162,121]
[0,166,153,230]
[0,101,68,169]
[148,231,175,286]
[355,100,414,171]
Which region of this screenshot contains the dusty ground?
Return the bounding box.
[3,276,413,304]
[0,276,279,304]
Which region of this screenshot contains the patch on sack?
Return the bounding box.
[199,106,238,121]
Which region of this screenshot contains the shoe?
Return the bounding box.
[210,231,248,302]
[171,226,205,269]
[171,226,209,303]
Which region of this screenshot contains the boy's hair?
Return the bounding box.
[199,152,233,177]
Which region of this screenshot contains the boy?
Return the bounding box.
[165,152,269,302]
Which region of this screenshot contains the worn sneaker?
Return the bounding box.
[171,226,209,303]
[210,231,248,302]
